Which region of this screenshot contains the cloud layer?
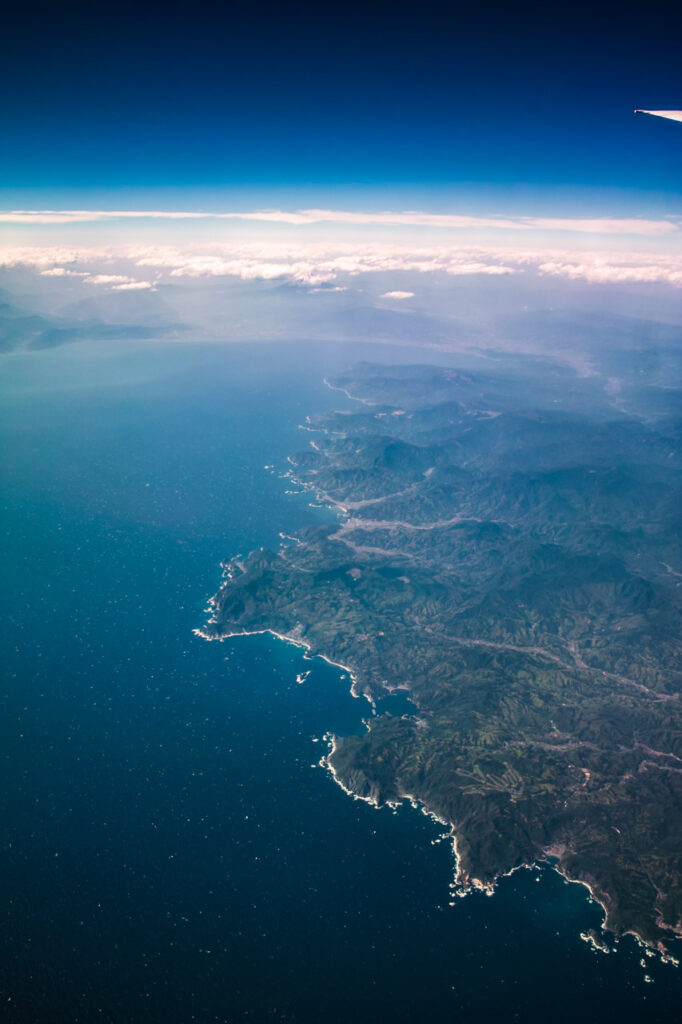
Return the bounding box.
[0,207,679,237]
[2,242,682,289]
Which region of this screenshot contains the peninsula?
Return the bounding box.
[199,360,682,954]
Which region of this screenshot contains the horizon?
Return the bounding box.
[4,1,681,284]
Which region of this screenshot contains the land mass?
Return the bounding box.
[199,359,682,955]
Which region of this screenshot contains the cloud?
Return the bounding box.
[83,274,155,290]
[0,210,209,224]
[133,246,520,283]
[111,280,154,290]
[381,291,415,299]
[85,274,138,285]
[134,245,682,287]
[444,261,515,276]
[40,267,89,277]
[233,209,679,237]
[536,259,682,285]
[0,207,679,237]
[232,209,522,231]
[521,217,676,237]
[0,247,108,268]
[3,243,682,290]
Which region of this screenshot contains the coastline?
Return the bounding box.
[195,577,682,966]
[319,700,680,963]
[195,603,682,965]
[192,624,369,704]
[193,370,682,967]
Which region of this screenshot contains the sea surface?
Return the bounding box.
[1,340,680,1023]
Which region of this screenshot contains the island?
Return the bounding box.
[197,359,682,956]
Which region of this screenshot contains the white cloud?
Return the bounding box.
[3,243,682,290]
[444,261,515,276]
[232,209,523,231]
[111,280,155,291]
[0,210,210,224]
[85,274,137,285]
[40,267,89,277]
[519,217,676,237]
[536,258,682,285]
[232,209,679,237]
[0,247,108,268]
[133,245,521,284]
[381,291,415,299]
[0,207,678,237]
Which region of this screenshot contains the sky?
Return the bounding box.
[2,0,681,200]
[1,0,681,307]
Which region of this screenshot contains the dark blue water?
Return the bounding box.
[1,341,680,1023]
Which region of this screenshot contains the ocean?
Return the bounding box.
[1,340,679,1023]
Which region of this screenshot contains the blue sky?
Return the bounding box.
[2,0,681,207]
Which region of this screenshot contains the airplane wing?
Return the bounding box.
[634,109,682,123]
